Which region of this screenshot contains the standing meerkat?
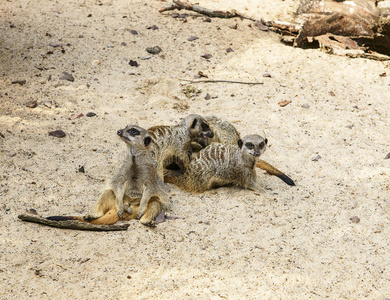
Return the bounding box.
[165,134,268,193]
[48,125,169,227]
[147,114,214,178]
[191,116,295,186]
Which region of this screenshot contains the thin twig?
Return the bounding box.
[179,79,263,85]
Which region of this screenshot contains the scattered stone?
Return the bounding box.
[198,71,208,78]
[9,153,17,157]
[329,91,335,97]
[78,166,85,173]
[379,72,387,77]
[226,47,234,53]
[350,216,360,223]
[78,35,84,38]
[0,132,4,138]
[141,56,152,60]
[312,155,321,161]
[72,113,84,119]
[86,112,96,117]
[204,93,211,100]
[59,72,74,82]
[228,23,238,29]
[130,30,138,35]
[43,101,52,108]
[146,46,162,54]
[345,124,353,129]
[146,25,159,30]
[92,60,101,65]
[49,130,66,138]
[201,53,212,59]
[25,100,38,108]
[121,42,127,46]
[188,36,199,41]
[278,100,291,107]
[301,104,310,109]
[385,152,390,159]
[49,43,63,48]
[255,20,269,31]
[203,17,211,22]
[263,72,272,78]
[28,208,38,215]
[10,24,15,28]
[155,210,165,224]
[129,60,138,67]
[11,80,26,85]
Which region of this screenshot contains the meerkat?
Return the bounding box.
[47,125,169,227]
[191,116,295,186]
[165,134,268,193]
[147,114,214,179]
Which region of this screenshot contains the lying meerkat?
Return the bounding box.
[147,114,214,178]
[48,125,169,227]
[165,134,268,193]
[191,115,295,186]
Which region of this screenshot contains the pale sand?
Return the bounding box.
[1,0,390,298]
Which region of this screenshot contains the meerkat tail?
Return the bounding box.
[256,159,295,186]
[46,216,85,221]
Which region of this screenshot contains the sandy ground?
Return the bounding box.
[1,0,390,298]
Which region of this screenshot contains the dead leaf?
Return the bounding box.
[278,100,291,107]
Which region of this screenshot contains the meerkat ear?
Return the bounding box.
[265,138,268,145]
[190,118,198,129]
[237,139,243,149]
[143,137,152,146]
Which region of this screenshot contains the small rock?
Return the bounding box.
[11,80,26,85]
[78,166,85,173]
[49,43,63,48]
[10,24,16,28]
[129,60,138,67]
[263,72,272,78]
[86,112,96,117]
[43,101,52,108]
[146,46,162,55]
[350,216,360,223]
[155,210,165,224]
[72,113,84,119]
[201,53,212,59]
[255,20,268,31]
[228,23,238,29]
[385,152,390,159]
[204,93,211,100]
[49,130,66,138]
[379,72,387,77]
[226,47,234,53]
[25,100,38,108]
[188,36,199,41]
[92,60,101,66]
[198,71,208,78]
[203,17,211,22]
[130,30,138,35]
[312,155,321,162]
[59,72,74,82]
[28,208,38,215]
[121,42,127,46]
[0,132,4,138]
[141,56,152,60]
[301,104,310,109]
[146,25,159,30]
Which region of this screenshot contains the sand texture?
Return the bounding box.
[1,0,390,299]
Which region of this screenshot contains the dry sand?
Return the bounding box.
[1,0,390,298]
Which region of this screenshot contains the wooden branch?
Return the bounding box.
[179,79,263,85]
[159,0,254,20]
[18,213,130,231]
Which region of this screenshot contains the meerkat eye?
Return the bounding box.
[128,128,140,136]
[259,142,265,149]
[246,142,254,149]
[201,123,210,131]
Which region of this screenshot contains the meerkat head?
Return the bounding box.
[237,134,267,158]
[182,114,214,145]
[117,125,152,149]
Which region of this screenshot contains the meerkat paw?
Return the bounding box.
[83,213,102,221]
[137,208,146,219]
[140,219,156,228]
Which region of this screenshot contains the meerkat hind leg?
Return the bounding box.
[139,196,163,228]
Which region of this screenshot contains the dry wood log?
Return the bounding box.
[18,213,130,231]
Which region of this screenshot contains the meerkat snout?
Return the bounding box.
[117,130,123,136]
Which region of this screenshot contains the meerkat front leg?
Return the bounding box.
[114,182,126,218]
[246,180,265,193]
[137,187,153,219]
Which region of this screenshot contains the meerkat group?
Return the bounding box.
[43,114,294,228]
